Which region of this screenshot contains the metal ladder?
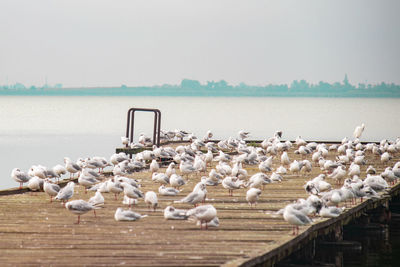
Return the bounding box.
[125,108,161,148]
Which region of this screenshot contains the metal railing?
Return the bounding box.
[126,108,161,148]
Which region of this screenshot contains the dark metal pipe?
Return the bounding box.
[125,108,162,149]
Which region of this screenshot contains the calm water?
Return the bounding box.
[0,96,399,190]
[0,96,399,266]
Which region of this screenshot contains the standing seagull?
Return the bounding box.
[65,199,100,224]
[246,188,262,208]
[55,181,75,206]
[353,123,365,139]
[11,168,31,189]
[186,204,217,230]
[283,204,312,235]
[88,191,105,217]
[64,157,82,179]
[144,191,158,211]
[43,179,61,203]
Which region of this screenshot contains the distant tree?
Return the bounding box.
[237,82,249,89]
[290,80,309,90]
[206,81,215,89]
[318,81,331,90]
[180,79,201,89]
[14,83,26,90]
[214,80,228,89]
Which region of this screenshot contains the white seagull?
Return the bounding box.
[186,204,217,229]
[114,208,148,221]
[65,199,101,224]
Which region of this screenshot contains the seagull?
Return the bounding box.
[144,191,158,211]
[202,130,213,142]
[43,179,61,203]
[121,182,144,200]
[107,179,124,200]
[328,166,346,185]
[163,206,188,220]
[27,176,43,192]
[52,164,67,178]
[381,152,392,163]
[186,204,217,230]
[353,123,365,139]
[64,157,82,179]
[122,195,138,207]
[150,159,159,173]
[363,175,389,191]
[246,188,262,208]
[55,181,75,206]
[158,185,180,196]
[238,130,250,140]
[152,172,170,185]
[115,208,148,221]
[174,183,206,207]
[169,174,186,189]
[289,160,302,175]
[200,174,219,186]
[270,172,283,182]
[259,160,273,173]
[179,161,196,177]
[166,162,176,178]
[204,150,213,167]
[121,136,130,146]
[318,205,345,218]
[247,172,271,189]
[88,191,105,217]
[222,176,244,196]
[11,168,31,189]
[283,204,312,235]
[78,171,98,193]
[65,199,101,224]
[281,152,290,166]
[197,216,219,228]
[110,152,129,165]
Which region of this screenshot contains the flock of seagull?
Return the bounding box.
[10,124,400,234]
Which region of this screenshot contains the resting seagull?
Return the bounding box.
[114,208,148,221]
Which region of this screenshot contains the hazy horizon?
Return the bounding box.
[1,0,399,87]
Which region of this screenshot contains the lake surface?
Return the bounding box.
[0,96,399,189]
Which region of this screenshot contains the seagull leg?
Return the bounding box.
[75,215,80,224]
[19,183,22,189]
[93,210,97,217]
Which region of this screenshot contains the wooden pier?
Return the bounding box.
[0,142,399,266]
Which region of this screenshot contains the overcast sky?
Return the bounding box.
[0,0,399,87]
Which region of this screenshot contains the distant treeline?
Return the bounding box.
[1,76,400,97]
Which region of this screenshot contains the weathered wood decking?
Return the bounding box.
[0,142,399,266]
